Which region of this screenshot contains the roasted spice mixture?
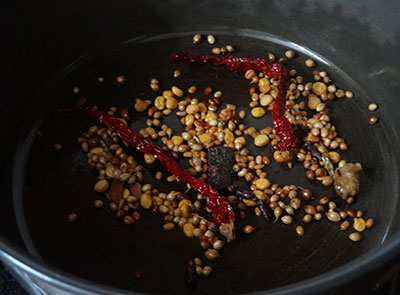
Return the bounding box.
[68,33,377,282]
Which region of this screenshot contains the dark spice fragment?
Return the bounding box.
[110,179,124,203]
[256,199,273,221]
[207,146,234,190]
[134,268,144,279]
[130,182,142,198]
[303,141,322,161]
[230,186,273,221]
[185,259,196,284]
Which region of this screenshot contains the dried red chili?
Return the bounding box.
[80,106,234,226]
[170,51,297,150]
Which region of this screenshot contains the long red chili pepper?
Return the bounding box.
[80,106,234,225]
[170,51,297,150]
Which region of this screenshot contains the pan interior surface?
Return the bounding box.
[15,31,399,294]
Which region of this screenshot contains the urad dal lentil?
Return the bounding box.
[193,34,202,44]
[68,38,376,283]
[53,143,63,151]
[67,213,78,222]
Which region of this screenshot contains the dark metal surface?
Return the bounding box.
[15,32,399,294]
[1,0,400,294]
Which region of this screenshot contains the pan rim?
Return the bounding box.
[1,233,399,294]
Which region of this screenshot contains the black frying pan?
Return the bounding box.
[1,1,400,294]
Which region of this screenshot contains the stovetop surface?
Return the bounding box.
[0,266,399,295]
[0,269,27,295]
